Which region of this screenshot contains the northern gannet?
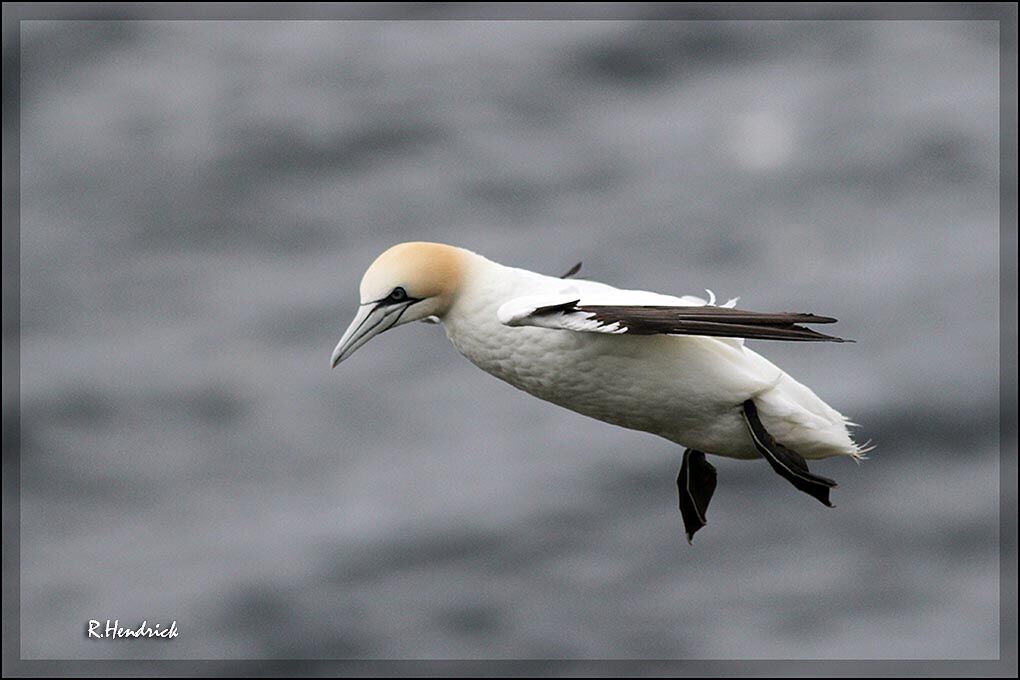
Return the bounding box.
[331,242,869,542]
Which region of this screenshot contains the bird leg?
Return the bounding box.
[741,399,837,507]
[677,449,717,544]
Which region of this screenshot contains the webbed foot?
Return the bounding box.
[741,399,837,507]
[677,448,717,544]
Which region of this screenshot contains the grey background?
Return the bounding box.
[16,18,1001,660]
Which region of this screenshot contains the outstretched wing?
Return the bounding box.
[497,292,849,343]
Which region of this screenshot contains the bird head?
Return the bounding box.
[330,242,466,367]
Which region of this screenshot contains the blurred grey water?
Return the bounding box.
[16,19,1001,659]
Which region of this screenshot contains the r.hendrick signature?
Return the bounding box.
[87,619,179,639]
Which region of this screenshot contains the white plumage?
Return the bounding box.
[331,242,869,539]
[448,254,861,460]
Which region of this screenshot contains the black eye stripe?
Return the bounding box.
[366,294,422,309]
[362,287,422,307]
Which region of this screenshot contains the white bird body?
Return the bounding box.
[440,252,860,461]
[331,241,867,538]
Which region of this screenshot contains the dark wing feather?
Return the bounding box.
[559,262,583,279]
[537,303,850,342]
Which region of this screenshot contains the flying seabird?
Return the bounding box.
[331,242,870,542]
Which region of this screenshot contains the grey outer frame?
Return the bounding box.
[2,2,1016,677]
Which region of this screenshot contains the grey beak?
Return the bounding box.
[330,302,410,368]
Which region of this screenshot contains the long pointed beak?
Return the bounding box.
[330,302,409,368]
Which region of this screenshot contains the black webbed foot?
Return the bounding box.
[741,399,837,507]
[677,448,717,544]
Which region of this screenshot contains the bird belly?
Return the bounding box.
[445,319,857,461]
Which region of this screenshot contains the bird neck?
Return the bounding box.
[440,254,541,362]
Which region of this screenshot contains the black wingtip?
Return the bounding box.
[821,334,854,344]
[559,262,582,279]
[798,313,838,324]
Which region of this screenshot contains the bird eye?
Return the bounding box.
[389,287,408,302]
